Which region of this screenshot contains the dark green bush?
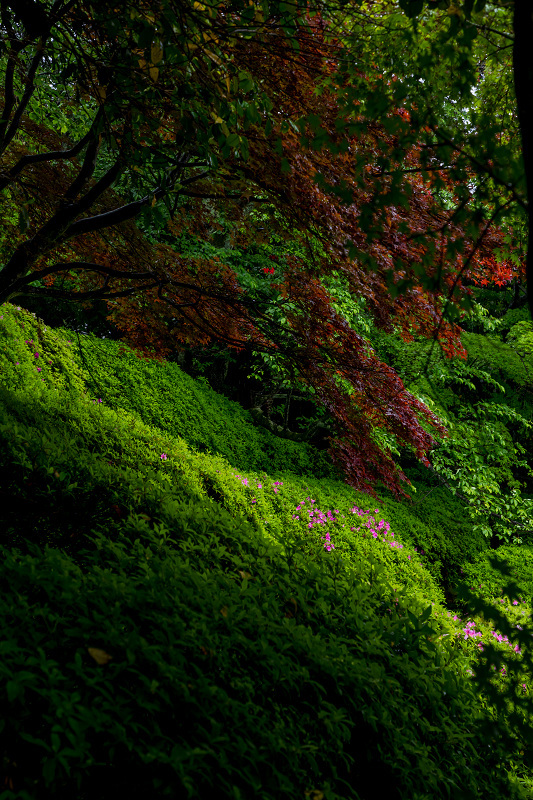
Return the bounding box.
[461,331,532,390]
[0,496,518,800]
[462,545,533,603]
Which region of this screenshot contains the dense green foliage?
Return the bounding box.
[67,331,332,478]
[3,1,533,795]
[2,302,533,798]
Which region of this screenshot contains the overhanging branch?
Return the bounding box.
[64,168,210,239]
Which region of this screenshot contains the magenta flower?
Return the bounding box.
[160,453,168,460]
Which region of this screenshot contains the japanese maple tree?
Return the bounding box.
[0,0,515,494]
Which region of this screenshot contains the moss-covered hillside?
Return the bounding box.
[1,303,533,800]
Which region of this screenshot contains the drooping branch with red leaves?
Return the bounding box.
[0,0,517,495]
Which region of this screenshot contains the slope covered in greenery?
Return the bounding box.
[1,302,533,799]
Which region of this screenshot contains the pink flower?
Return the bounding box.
[160,453,168,460]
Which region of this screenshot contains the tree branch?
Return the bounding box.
[64,131,101,202]
[64,168,210,239]
[1,40,46,154]
[0,108,103,192]
[9,261,156,295]
[428,126,528,212]
[0,38,21,151]
[21,281,160,302]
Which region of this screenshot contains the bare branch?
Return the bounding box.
[0,108,104,192]
[64,133,101,202]
[10,261,156,294]
[21,281,160,302]
[2,42,46,153]
[0,43,21,151]
[64,168,210,239]
[468,21,514,43]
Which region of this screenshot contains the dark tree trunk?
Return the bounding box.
[513,1,533,318]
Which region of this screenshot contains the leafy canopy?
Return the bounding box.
[0,0,525,493]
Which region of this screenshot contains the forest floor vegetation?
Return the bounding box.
[1,303,533,799]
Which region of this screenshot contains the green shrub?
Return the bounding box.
[462,545,533,603]
[67,329,332,478]
[501,306,532,335]
[0,304,85,395]
[377,486,486,590]
[461,331,532,390]
[0,475,519,800]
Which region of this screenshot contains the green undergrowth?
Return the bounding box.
[461,331,533,391]
[66,328,332,478]
[462,545,533,602]
[1,303,533,798]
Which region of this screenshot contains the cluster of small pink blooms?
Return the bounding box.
[463,621,483,641]
[490,629,522,655]
[322,532,335,552]
[160,453,168,460]
[273,480,283,493]
[387,534,404,550]
[492,630,509,644]
[347,505,418,558]
[309,508,338,529]
[251,498,257,504]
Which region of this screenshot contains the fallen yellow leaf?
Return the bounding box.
[88,647,113,665]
